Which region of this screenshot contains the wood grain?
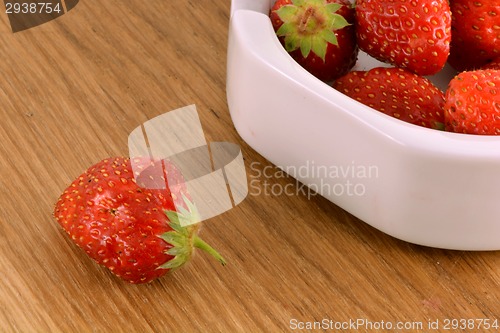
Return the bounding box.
[1,1,499,332]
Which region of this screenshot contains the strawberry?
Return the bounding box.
[332,67,445,129]
[444,69,500,135]
[355,0,452,76]
[448,0,500,71]
[269,0,358,82]
[54,157,226,284]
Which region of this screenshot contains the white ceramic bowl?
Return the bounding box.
[226,0,500,250]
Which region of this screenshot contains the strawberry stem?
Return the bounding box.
[193,235,226,266]
[299,7,315,33]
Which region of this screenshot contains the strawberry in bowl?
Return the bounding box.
[332,67,445,130]
[269,0,358,82]
[355,0,452,76]
[448,0,500,71]
[444,69,500,135]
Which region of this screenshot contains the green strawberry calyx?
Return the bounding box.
[158,195,226,271]
[433,121,445,131]
[275,0,350,61]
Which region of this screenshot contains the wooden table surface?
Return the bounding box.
[1,1,500,332]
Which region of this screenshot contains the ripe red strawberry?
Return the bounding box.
[448,0,500,71]
[332,67,445,129]
[269,0,358,82]
[444,69,500,135]
[355,0,452,76]
[54,157,226,284]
